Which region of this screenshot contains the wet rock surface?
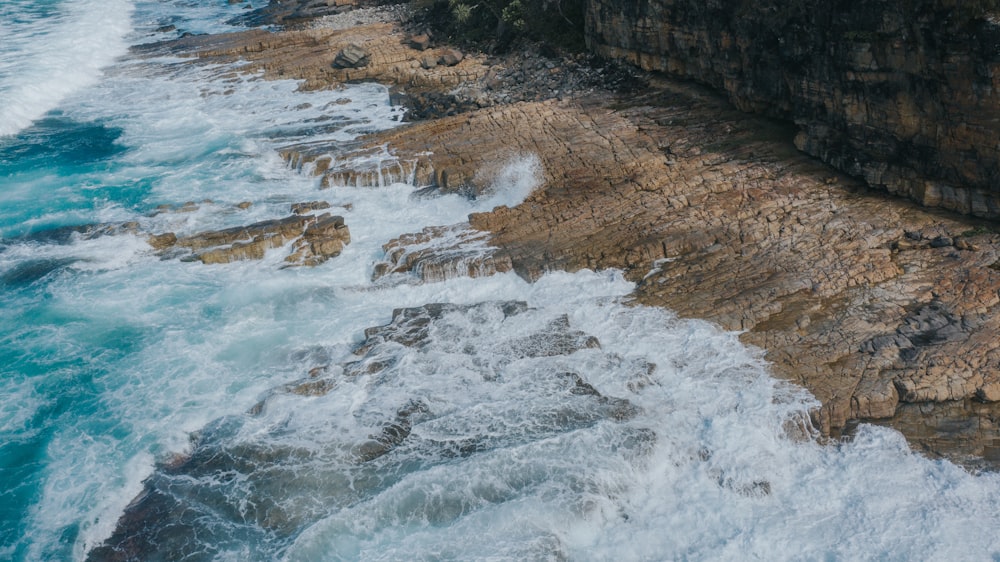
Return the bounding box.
[152,211,350,267]
[89,302,639,561]
[125,0,1000,465]
[317,77,1000,462]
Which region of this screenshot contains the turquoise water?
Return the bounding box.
[5,1,1000,561]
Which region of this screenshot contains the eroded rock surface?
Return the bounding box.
[152,212,350,266]
[125,0,1000,462]
[312,79,1000,456]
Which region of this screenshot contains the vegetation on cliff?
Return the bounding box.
[412,0,586,52]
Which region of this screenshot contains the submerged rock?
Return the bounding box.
[91,301,644,561]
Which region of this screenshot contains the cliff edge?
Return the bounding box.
[586,0,1000,218]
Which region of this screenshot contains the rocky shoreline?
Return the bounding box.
[129,1,1000,465]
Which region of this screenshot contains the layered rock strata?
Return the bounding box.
[151,211,350,266]
[315,80,1000,461]
[130,3,1000,460]
[586,0,1000,219]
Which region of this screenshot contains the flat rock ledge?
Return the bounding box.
[315,81,1000,463]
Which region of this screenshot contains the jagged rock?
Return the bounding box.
[129,0,1000,467]
[332,43,368,68]
[148,213,349,266]
[92,301,638,560]
[312,82,1000,458]
[290,200,331,215]
[372,224,513,282]
[147,232,177,250]
[284,213,351,267]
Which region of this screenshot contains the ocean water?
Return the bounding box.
[3,1,1000,561]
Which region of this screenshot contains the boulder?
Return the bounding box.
[438,48,463,67]
[407,33,430,51]
[420,54,437,70]
[332,43,368,68]
[148,213,350,266]
[284,213,351,267]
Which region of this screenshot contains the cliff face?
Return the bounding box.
[586,0,1000,218]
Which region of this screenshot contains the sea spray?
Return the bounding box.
[3,1,1000,561]
[0,0,134,137]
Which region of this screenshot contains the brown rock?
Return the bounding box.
[147,232,177,250]
[586,0,1000,220]
[438,48,463,67]
[148,214,351,266]
[284,213,351,267]
[138,23,488,93]
[420,54,437,70]
[312,79,1000,461]
[290,201,331,215]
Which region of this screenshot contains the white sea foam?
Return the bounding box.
[481,153,543,208]
[0,0,134,137]
[5,3,1000,560]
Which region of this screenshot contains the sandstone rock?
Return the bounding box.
[332,43,368,68]
[314,81,1000,459]
[148,213,349,266]
[284,213,351,267]
[130,0,1000,468]
[290,200,331,215]
[420,54,437,70]
[139,23,489,94]
[147,232,177,251]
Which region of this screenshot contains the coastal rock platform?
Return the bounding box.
[140,10,1000,463]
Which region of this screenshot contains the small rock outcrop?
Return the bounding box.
[151,211,350,266]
